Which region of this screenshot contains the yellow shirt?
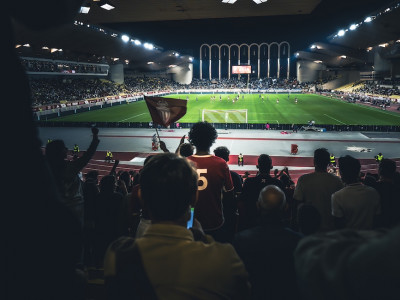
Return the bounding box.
[136,223,250,300]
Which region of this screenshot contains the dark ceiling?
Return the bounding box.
[76,0,321,23]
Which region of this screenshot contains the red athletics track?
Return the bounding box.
[79,151,399,184]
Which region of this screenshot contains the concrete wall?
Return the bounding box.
[169,63,193,85]
[296,61,326,83]
[374,50,391,73]
[109,63,124,84]
[322,70,360,90]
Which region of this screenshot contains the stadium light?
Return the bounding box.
[121,35,130,43]
[132,39,141,45]
[340,55,347,59]
[147,61,154,64]
[310,45,317,49]
[314,60,323,63]
[364,16,372,22]
[222,0,237,3]
[337,29,345,37]
[23,43,31,47]
[99,0,115,10]
[295,52,299,57]
[79,3,90,14]
[349,24,358,30]
[175,52,179,57]
[189,57,194,62]
[144,43,154,50]
[253,0,268,3]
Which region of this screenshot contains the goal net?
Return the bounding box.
[202,109,248,123]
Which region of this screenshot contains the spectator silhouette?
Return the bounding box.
[104,153,250,299]
[293,148,343,232]
[214,145,243,242]
[4,1,89,299]
[374,159,400,228]
[332,155,381,230]
[82,170,100,267]
[239,154,284,231]
[179,143,194,157]
[45,127,100,226]
[234,185,303,300]
[297,204,321,235]
[93,175,129,267]
[294,225,400,300]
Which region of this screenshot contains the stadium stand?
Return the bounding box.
[8,0,400,299]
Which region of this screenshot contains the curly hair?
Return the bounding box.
[188,122,218,151]
[213,146,230,162]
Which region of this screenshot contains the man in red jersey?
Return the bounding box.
[187,122,234,243]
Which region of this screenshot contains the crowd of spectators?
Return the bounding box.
[10,2,400,300]
[40,121,400,300]
[29,78,124,105]
[354,80,400,97]
[29,76,311,107]
[21,58,108,74]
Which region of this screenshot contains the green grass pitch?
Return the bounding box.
[49,93,400,125]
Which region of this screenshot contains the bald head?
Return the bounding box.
[257,185,286,216]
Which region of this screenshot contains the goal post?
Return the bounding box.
[202,109,248,123]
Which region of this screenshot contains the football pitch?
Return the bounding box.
[50,93,400,125]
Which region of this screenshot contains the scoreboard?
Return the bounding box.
[232,65,251,74]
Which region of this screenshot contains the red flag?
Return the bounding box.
[144,96,187,127]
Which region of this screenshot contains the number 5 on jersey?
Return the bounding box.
[197,169,208,191]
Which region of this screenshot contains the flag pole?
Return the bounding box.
[155,126,161,141]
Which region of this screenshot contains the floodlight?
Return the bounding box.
[23,44,30,47]
[99,0,115,10]
[175,52,179,57]
[364,16,372,22]
[340,55,347,59]
[189,57,194,62]
[133,39,141,45]
[295,52,299,57]
[349,24,357,30]
[79,5,90,14]
[314,60,322,63]
[144,43,154,50]
[337,30,345,37]
[121,35,130,43]
[147,61,154,64]
[310,45,316,49]
[222,0,237,3]
[253,0,268,3]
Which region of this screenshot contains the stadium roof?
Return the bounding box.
[13,0,398,73]
[76,0,321,23]
[296,0,400,68]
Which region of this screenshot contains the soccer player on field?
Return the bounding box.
[187,122,234,243]
[276,98,279,104]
